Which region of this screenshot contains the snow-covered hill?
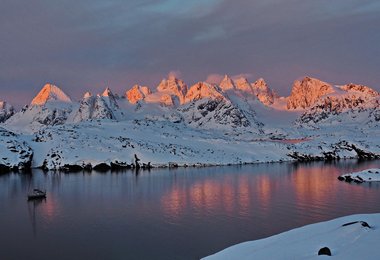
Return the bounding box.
[203,213,380,260]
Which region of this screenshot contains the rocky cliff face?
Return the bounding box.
[126,85,152,104]
[184,82,225,103]
[0,101,14,123]
[72,89,121,122]
[251,78,277,105]
[156,76,188,105]
[178,97,251,129]
[287,77,334,109]
[341,83,379,97]
[219,75,236,92]
[298,84,380,125]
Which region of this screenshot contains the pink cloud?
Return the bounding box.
[205,74,224,84]
[168,70,182,79]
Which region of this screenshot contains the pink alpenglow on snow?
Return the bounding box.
[219,75,236,91]
[184,82,224,102]
[287,77,334,109]
[31,83,72,106]
[125,85,152,104]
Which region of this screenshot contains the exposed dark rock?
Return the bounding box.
[337,176,345,181]
[342,221,371,228]
[169,162,179,168]
[93,163,111,172]
[344,175,353,183]
[142,162,152,169]
[83,163,92,172]
[110,161,132,170]
[60,164,83,172]
[318,247,332,256]
[134,154,141,170]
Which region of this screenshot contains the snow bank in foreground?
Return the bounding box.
[203,213,380,260]
[339,169,380,183]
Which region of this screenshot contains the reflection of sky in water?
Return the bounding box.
[1,160,380,259]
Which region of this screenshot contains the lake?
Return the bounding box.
[1,160,380,260]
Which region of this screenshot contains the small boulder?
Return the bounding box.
[318,247,331,256]
[337,176,345,181]
[344,175,353,182]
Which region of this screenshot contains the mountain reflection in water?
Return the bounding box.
[0,160,379,260]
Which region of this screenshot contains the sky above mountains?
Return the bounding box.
[1,0,380,107]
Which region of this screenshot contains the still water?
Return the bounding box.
[1,160,380,260]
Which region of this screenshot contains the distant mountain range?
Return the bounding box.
[0,75,379,171]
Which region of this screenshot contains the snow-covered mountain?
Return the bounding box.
[31,83,72,105]
[0,75,379,171]
[0,101,14,123]
[287,77,334,109]
[5,83,74,132]
[184,81,224,102]
[218,75,277,106]
[298,84,380,125]
[143,76,188,106]
[71,88,123,122]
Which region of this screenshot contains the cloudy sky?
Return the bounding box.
[1,0,380,106]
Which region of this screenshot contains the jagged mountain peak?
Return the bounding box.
[157,77,187,92]
[340,83,379,97]
[185,82,224,103]
[234,77,253,93]
[250,78,277,105]
[287,77,334,109]
[102,87,114,97]
[219,75,235,91]
[126,85,152,104]
[156,76,188,105]
[83,92,92,99]
[31,83,72,106]
[253,78,267,88]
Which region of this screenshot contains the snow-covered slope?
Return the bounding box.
[0,101,14,123]
[0,127,33,171]
[203,213,380,260]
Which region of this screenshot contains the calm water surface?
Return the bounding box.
[1,160,380,260]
